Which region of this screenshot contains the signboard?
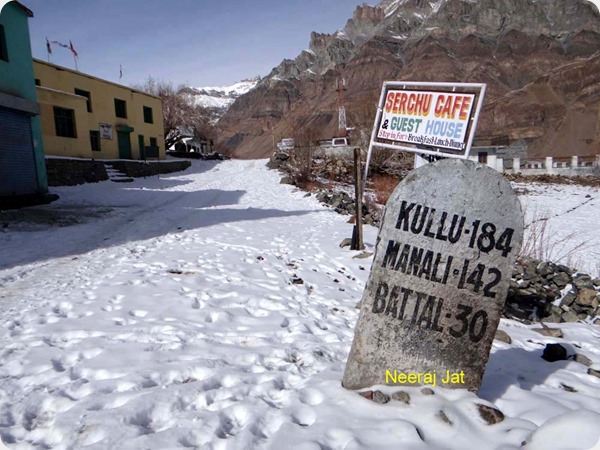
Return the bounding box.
[370,82,485,159]
[99,123,113,140]
[377,89,476,152]
[343,158,523,392]
[362,82,486,191]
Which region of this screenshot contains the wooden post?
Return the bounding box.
[351,148,364,250]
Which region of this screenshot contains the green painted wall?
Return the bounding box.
[0,3,36,101]
[0,2,48,193]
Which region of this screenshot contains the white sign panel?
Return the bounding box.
[362,82,486,194]
[368,82,486,160]
[377,90,475,152]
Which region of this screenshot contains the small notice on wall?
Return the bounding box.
[99,123,113,140]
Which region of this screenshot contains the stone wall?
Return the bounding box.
[107,160,191,178]
[46,158,191,186]
[506,259,600,324]
[46,158,108,186]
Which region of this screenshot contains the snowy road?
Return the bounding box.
[1,160,599,449]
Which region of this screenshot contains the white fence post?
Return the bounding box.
[513,157,520,174]
[571,156,578,168]
[496,157,504,172]
[545,157,554,174]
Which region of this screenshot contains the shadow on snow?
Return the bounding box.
[0,160,314,270]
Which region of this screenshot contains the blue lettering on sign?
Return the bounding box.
[424,120,463,139]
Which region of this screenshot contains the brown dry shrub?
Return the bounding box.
[506,173,600,187]
[370,175,401,205]
[518,209,587,267]
[300,179,325,192]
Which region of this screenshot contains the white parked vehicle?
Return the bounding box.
[330,137,350,147]
[277,138,295,151]
[319,137,353,156]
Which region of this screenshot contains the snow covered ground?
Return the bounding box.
[513,181,600,277]
[1,160,599,449]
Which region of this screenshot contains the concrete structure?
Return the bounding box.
[343,159,523,391]
[0,1,49,206]
[173,135,213,155]
[475,154,600,176]
[467,143,599,177]
[33,59,165,160]
[468,142,528,171]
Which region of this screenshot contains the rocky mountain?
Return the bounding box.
[217,0,600,159]
[181,76,260,122]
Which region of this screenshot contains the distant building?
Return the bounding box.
[33,59,166,160]
[0,1,49,207]
[171,127,213,155]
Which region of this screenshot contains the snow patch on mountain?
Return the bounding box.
[191,77,260,110]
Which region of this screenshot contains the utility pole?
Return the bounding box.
[336,78,347,137]
[269,121,275,152]
[351,147,364,250]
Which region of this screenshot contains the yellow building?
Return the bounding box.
[33,59,165,160]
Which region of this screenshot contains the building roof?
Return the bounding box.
[33,58,162,101]
[10,1,34,18]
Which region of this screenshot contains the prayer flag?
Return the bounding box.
[69,40,78,58]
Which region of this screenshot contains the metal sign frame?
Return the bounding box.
[363,81,486,192]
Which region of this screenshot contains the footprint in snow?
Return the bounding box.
[299,388,324,406]
[250,409,284,439]
[291,405,316,427]
[217,405,251,438]
[191,298,205,309]
[109,295,125,304]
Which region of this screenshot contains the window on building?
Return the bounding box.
[75,88,92,112]
[90,130,101,151]
[149,137,158,148]
[35,79,41,86]
[143,106,153,124]
[478,152,488,164]
[53,107,76,138]
[114,98,127,118]
[0,25,8,62]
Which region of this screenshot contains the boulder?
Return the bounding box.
[533,327,564,338]
[477,404,505,425]
[541,343,568,362]
[576,288,599,307]
[494,330,512,344]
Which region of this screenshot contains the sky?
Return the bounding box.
[20,0,371,89]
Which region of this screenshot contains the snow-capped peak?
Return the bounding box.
[187,76,261,121]
[193,76,261,98]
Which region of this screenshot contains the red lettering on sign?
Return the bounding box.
[459,96,472,121]
[385,92,395,113]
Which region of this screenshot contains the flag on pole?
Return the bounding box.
[68,40,78,58]
[119,64,123,81]
[45,37,52,55]
[51,40,69,49]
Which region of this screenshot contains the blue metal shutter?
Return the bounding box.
[0,106,38,196]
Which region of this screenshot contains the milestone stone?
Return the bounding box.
[343,159,523,392]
